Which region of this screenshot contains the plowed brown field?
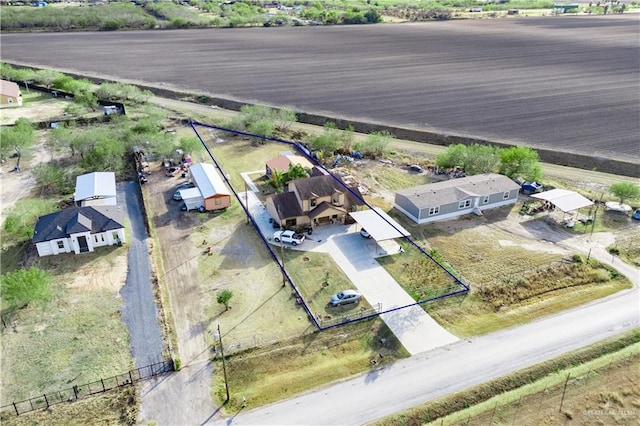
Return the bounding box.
[2,15,638,162]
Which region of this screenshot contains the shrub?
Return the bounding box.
[217,290,234,311]
[1,266,52,311]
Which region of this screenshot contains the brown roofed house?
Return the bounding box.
[265,174,364,229]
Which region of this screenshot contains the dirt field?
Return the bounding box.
[2,15,639,164]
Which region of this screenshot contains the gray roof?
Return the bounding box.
[269,192,304,219]
[396,173,520,209]
[33,206,124,243]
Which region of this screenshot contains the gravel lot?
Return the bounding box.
[2,15,638,164]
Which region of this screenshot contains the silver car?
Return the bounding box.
[330,290,362,306]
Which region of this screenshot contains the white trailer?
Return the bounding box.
[181,187,205,212]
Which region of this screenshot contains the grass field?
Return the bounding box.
[214,318,409,411]
[1,246,133,405]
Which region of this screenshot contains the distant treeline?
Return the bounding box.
[0,0,573,32]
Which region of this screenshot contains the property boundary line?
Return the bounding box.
[189,121,469,330]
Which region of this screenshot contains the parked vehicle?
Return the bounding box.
[273,230,305,246]
[521,181,543,194]
[173,183,196,201]
[409,164,424,173]
[360,228,372,239]
[180,203,205,213]
[330,290,362,306]
[632,209,640,220]
[605,201,632,213]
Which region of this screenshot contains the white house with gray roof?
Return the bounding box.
[394,173,520,224]
[33,206,125,257]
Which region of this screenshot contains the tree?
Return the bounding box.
[248,118,275,141]
[179,136,202,156]
[0,118,35,167]
[275,108,296,133]
[436,144,468,170]
[268,169,286,193]
[217,289,234,311]
[33,69,64,89]
[1,266,52,312]
[499,146,542,181]
[465,144,500,175]
[609,182,640,204]
[355,131,393,158]
[33,163,73,196]
[284,162,309,185]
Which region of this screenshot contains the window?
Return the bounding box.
[332,194,340,204]
[215,198,221,205]
[483,195,490,204]
[101,234,105,242]
[428,206,440,215]
[94,235,99,243]
[503,191,510,200]
[310,198,317,207]
[112,232,119,240]
[458,200,471,209]
[57,240,65,249]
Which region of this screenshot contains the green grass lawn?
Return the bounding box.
[282,250,372,320]
[214,318,409,411]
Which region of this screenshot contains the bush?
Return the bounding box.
[1,266,52,311]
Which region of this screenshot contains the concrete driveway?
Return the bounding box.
[240,190,459,354]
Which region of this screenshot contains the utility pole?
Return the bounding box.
[280,238,286,287]
[217,323,230,402]
[590,194,603,239]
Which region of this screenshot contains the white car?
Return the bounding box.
[605,202,631,213]
[273,230,305,246]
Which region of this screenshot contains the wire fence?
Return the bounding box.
[0,360,173,418]
[479,258,575,290]
[433,353,639,426]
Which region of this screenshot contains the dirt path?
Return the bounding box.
[0,140,50,217]
[137,164,218,425]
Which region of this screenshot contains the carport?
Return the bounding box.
[531,189,594,226]
[350,208,411,256]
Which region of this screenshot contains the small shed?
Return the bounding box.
[189,163,231,211]
[0,80,22,108]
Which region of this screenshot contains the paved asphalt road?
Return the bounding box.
[219,245,639,425]
[225,290,638,425]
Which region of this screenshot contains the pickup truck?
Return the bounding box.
[273,230,305,246]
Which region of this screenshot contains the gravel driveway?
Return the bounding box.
[118,182,165,368]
